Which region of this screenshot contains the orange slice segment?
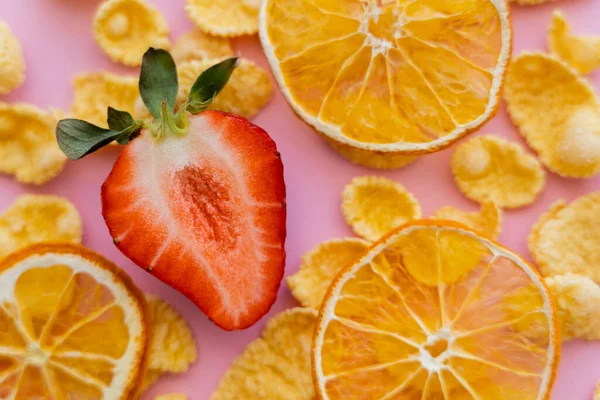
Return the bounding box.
[0,244,148,400]
[314,221,559,400]
[259,0,512,160]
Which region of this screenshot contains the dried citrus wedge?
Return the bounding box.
[0,243,148,399]
[314,221,559,400]
[259,0,512,165]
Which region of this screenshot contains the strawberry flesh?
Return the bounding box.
[101,111,286,330]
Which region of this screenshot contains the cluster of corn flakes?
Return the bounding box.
[0,21,24,95]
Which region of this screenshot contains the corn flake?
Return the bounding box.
[211,307,317,400]
[0,21,24,95]
[155,395,188,400]
[0,195,82,260]
[595,382,600,400]
[326,139,417,169]
[545,274,600,341]
[71,72,139,130]
[342,176,422,242]
[505,52,600,178]
[172,29,233,64]
[452,135,545,208]
[288,238,370,309]
[549,11,600,75]
[141,368,161,392]
[511,0,556,4]
[177,58,272,119]
[145,294,197,374]
[432,202,502,239]
[185,0,258,37]
[93,0,170,66]
[0,103,67,184]
[529,192,600,282]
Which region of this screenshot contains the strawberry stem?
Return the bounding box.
[150,100,190,140]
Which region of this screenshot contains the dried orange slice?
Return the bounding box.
[260,0,512,165]
[314,221,559,400]
[0,243,148,399]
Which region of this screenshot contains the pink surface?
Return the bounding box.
[0,0,599,398]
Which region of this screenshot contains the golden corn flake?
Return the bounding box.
[0,103,67,184]
[511,0,556,4]
[71,72,139,129]
[326,139,417,169]
[93,0,170,67]
[452,135,545,208]
[141,368,161,392]
[211,307,317,400]
[342,176,422,242]
[0,195,82,259]
[288,238,370,309]
[172,29,234,64]
[432,201,502,239]
[0,21,25,95]
[145,294,197,374]
[529,192,600,282]
[545,274,600,341]
[185,0,258,37]
[596,382,600,400]
[155,394,188,400]
[549,11,600,75]
[178,58,272,119]
[505,52,600,178]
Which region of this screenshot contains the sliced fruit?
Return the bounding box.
[314,221,559,400]
[505,52,600,178]
[211,307,317,400]
[548,11,600,75]
[186,0,259,37]
[259,0,512,162]
[432,202,502,239]
[172,29,234,64]
[342,176,421,241]
[452,135,545,208]
[0,21,25,95]
[288,238,370,309]
[0,243,148,399]
[529,192,600,282]
[0,195,82,259]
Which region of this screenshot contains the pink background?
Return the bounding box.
[0,0,599,398]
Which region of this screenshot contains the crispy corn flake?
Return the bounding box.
[529,192,600,282]
[288,238,370,309]
[342,176,422,241]
[0,21,24,95]
[326,140,418,169]
[511,0,556,4]
[93,0,170,67]
[211,308,317,400]
[71,72,139,130]
[172,29,234,64]
[141,368,161,392]
[185,0,258,37]
[177,58,272,119]
[451,135,545,208]
[0,103,67,184]
[595,382,600,400]
[549,11,600,75]
[0,195,82,259]
[145,294,197,374]
[505,52,600,178]
[155,394,188,400]
[545,274,600,341]
[432,202,502,239]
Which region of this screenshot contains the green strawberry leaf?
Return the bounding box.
[107,107,134,131]
[139,48,178,119]
[56,119,122,160]
[186,57,238,114]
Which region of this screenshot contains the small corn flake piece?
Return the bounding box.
[211,308,317,400]
[529,192,600,282]
[155,394,188,400]
[141,368,161,392]
[288,238,370,309]
[549,11,600,75]
[145,294,197,374]
[177,58,272,119]
[326,139,417,169]
[595,382,600,400]
[0,195,82,259]
[432,202,502,240]
[93,0,170,67]
[545,274,600,341]
[342,176,422,241]
[505,52,600,178]
[511,0,556,4]
[186,0,258,37]
[71,72,139,129]
[452,135,545,208]
[0,103,67,184]
[172,29,234,64]
[0,21,24,95]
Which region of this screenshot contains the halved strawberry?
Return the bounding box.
[56,50,285,330]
